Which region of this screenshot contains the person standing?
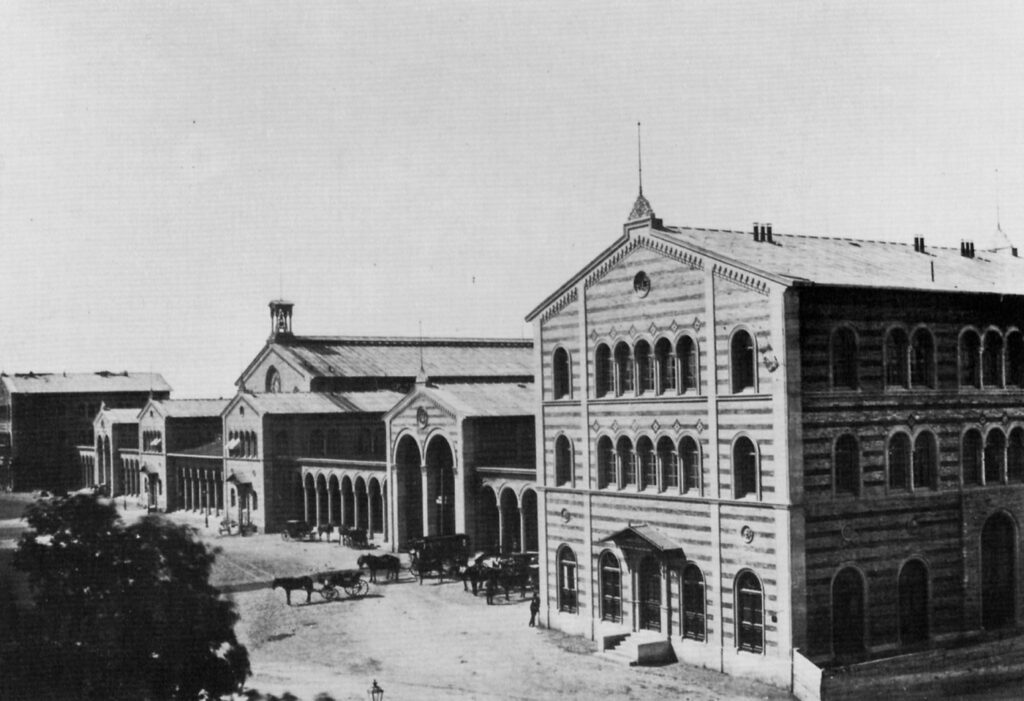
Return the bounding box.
[529,594,540,626]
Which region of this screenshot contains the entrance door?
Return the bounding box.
[982,513,1016,629]
[832,568,865,656]
[638,556,661,632]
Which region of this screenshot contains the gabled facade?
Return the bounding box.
[527,195,1024,688]
[384,379,537,552]
[85,407,140,496]
[0,371,170,492]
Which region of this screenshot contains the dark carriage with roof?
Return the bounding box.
[408,533,471,581]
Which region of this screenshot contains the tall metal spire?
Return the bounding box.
[628,120,654,221]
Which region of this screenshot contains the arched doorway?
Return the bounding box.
[395,435,423,548]
[368,478,383,535]
[638,555,662,631]
[354,477,368,531]
[426,437,456,537]
[982,513,1017,629]
[477,487,499,552]
[521,489,538,552]
[899,559,929,644]
[832,567,865,656]
[328,475,341,526]
[499,488,519,553]
[340,475,354,529]
[302,474,315,522]
[315,474,328,526]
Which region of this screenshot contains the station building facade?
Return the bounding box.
[527,193,1024,686]
[220,301,537,546]
[0,371,170,492]
[84,406,140,496]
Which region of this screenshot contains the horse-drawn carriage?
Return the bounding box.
[272,568,369,605]
[339,525,369,548]
[280,519,316,541]
[408,533,471,583]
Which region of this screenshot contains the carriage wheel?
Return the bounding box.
[280,532,289,541]
[321,585,339,601]
[345,580,369,598]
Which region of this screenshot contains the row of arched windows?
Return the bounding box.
[555,434,760,500]
[228,430,258,458]
[556,546,763,652]
[832,560,929,656]
[832,325,1024,391]
[304,427,382,458]
[588,336,700,399]
[831,426,1024,496]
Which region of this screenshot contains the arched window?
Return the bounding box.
[680,435,701,494]
[595,344,613,398]
[898,560,929,645]
[730,330,755,393]
[597,436,615,489]
[637,436,656,489]
[1008,427,1024,483]
[635,340,654,395]
[552,347,571,399]
[309,429,325,458]
[265,366,282,393]
[555,435,573,486]
[655,338,675,394]
[600,552,622,623]
[983,331,1004,388]
[834,434,860,496]
[251,432,259,458]
[960,330,981,388]
[682,564,706,641]
[913,431,938,490]
[1006,332,1024,388]
[736,571,764,653]
[657,437,678,491]
[733,436,758,499]
[678,336,698,393]
[962,429,983,485]
[984,429,1006,485]
[910,329,935,389]
[614,342,634,396]
[617,436,636,487]
[557,547,578,613]
[885,328,909,389]
[888,432,911,490]
[832,327,858,390]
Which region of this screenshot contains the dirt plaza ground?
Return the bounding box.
[1,492,792,701]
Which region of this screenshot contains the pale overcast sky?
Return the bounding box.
[2,2,1024,397]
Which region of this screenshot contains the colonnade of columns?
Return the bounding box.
[302,471,388,541]
[120,457,143,496]
[177,466,224,515]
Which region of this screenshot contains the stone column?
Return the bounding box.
[327,480,334,527]
[302,478,310,524]
[314,478,322,526]
[518,506,527,554]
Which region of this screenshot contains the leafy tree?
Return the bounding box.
[1,494,250,700]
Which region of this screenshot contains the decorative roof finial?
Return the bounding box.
[628,121,654,221]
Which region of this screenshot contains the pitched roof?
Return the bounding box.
[95,408,142,425]
[528,222,1024,320]
[421,382,534,418]
[151,398,230,418]
[231,390,405,416]
[1,372,171,395]
[659,226,1024,294]
[240,337,533,387]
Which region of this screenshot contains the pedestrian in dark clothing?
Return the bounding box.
[485,575,496,605]
[529,594,540,627]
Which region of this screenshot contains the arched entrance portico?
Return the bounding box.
[499,488,520,554]
[395,435,423,548]
[354,476,368,531]
[341,475,354,529]
[328,474,341,527]
[477,487,499,552]
[521,488,538,552]
[315,474,328,526]
[425,436,456,537]
[982,512,1017,629]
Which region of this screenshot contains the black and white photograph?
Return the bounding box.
[3,2,1024,699]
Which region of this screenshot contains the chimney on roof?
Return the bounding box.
[913,236,927,253]
[961,240,976,258]
[765,223,773,243]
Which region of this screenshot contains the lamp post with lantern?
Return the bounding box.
[368,679,383,701]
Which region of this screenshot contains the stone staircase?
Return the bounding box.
[598,630,676,666]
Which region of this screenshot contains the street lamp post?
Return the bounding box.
[368,679,383,701]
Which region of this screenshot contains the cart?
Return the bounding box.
[281,519,317,541]
[314,569,369,601]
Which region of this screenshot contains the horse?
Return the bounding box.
[272,575,314,605]
[357,554,401,582]
[317,523,334,541]
[459,562,489,594]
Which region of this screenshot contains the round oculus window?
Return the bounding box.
[633,271,651,298]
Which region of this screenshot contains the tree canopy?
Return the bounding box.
[1,494,250,700]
